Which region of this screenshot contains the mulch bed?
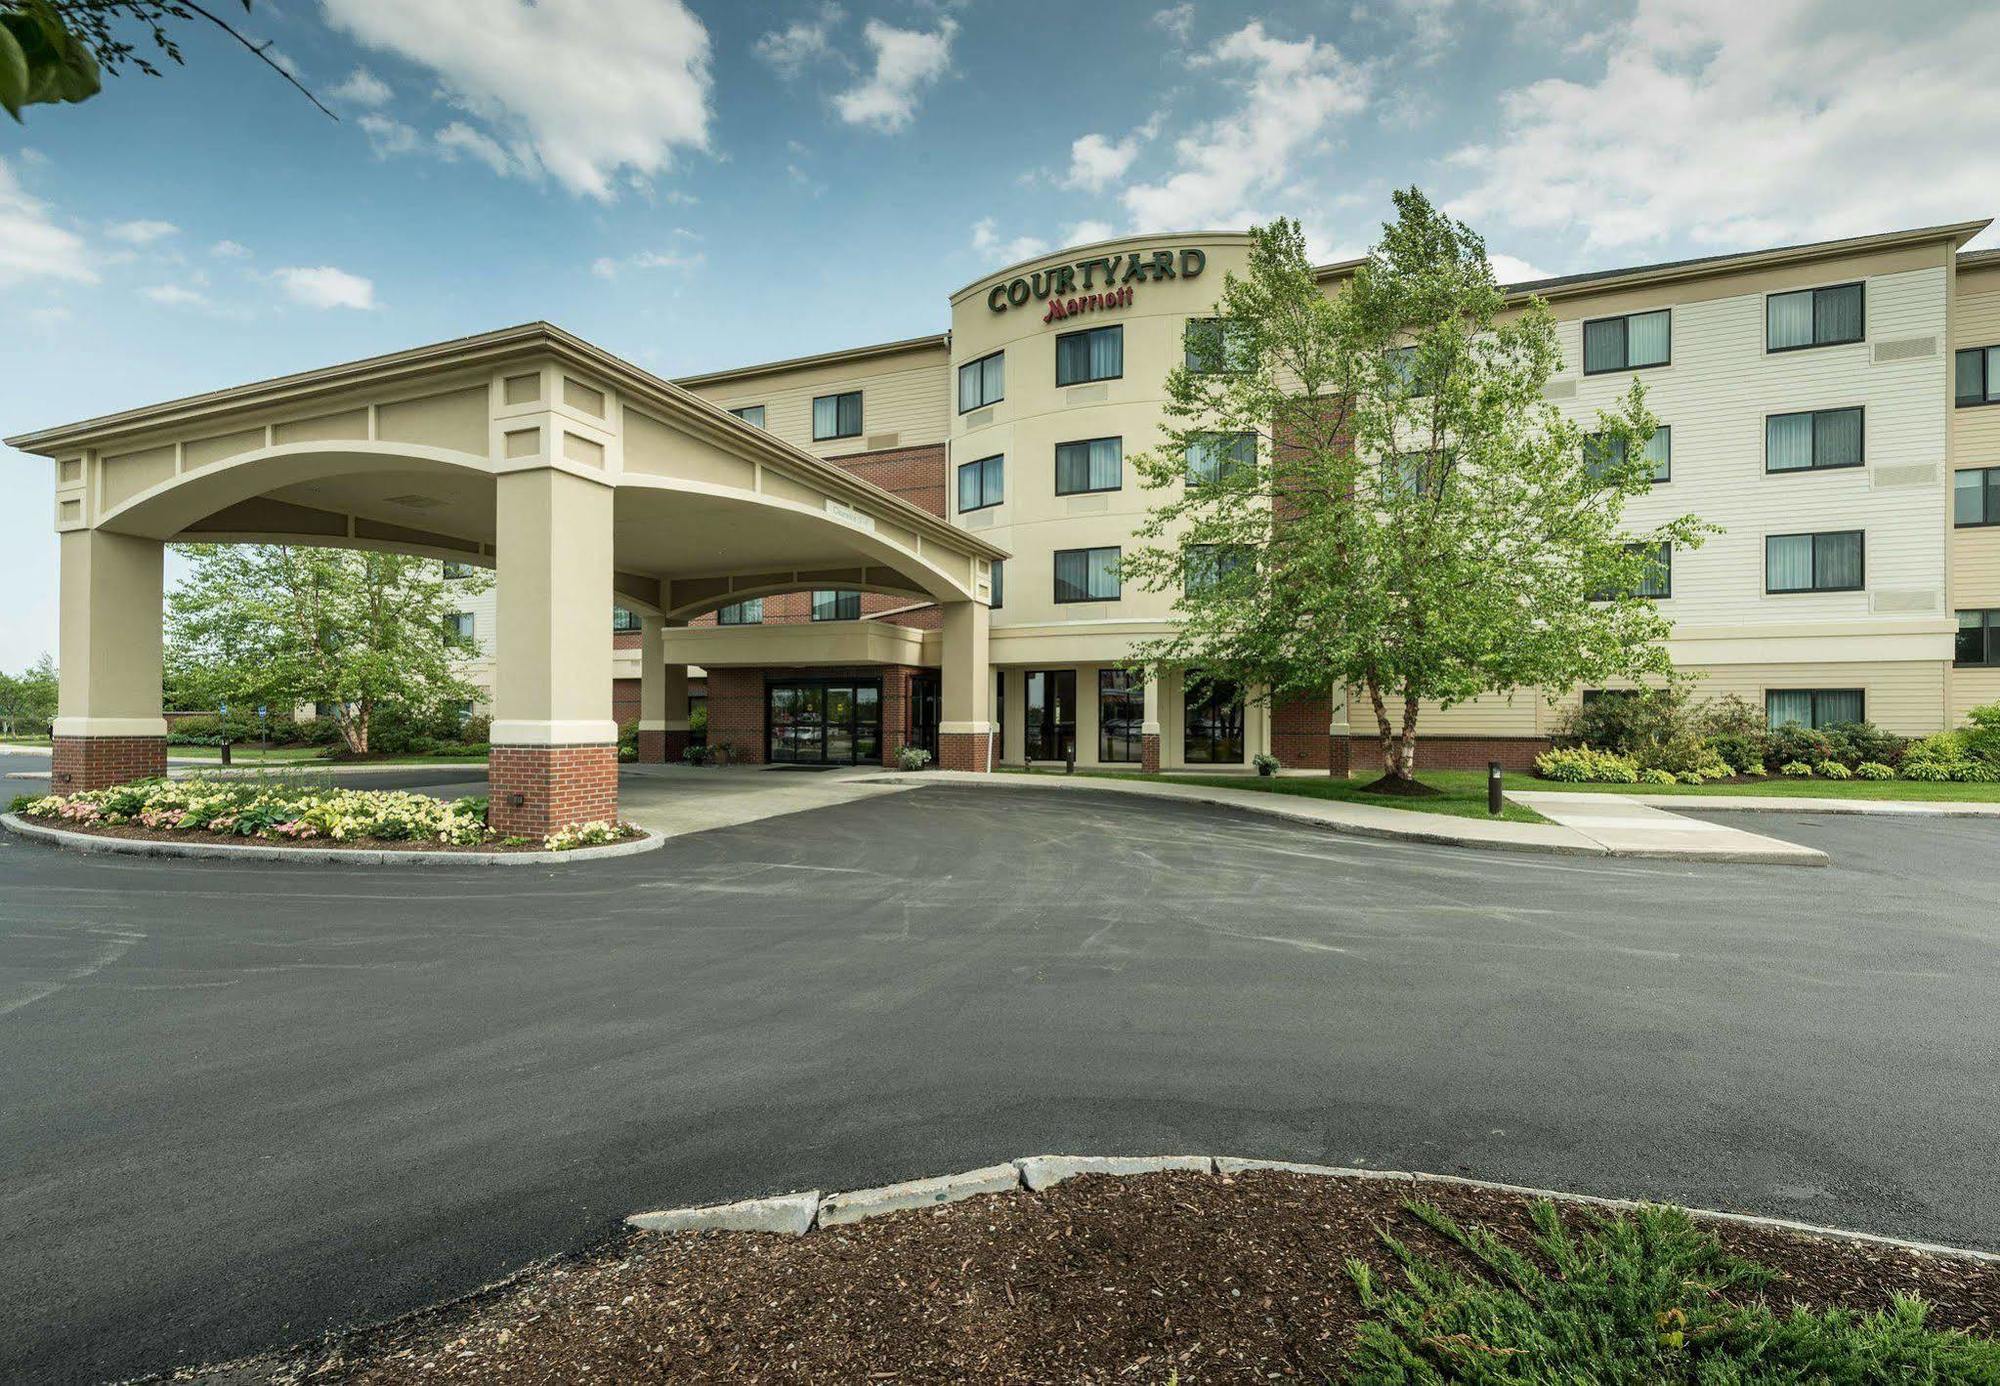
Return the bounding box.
[15,822,581,854]
[190,1170,2000,1383]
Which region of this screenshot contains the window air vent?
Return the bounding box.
[1067,384,1110,404]
[1869,464,1937,490]
[865,433,900,450]
[965,407,994,428]
[1872,335,1937,364]
[1543,379,1578,400]
[1870,588,1938,613]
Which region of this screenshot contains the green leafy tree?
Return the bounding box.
[0,652,59,736]
[166,544,490,755]
[1126,190,1714,786]
[1,1,331,122]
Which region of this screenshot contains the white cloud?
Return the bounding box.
[1066,219,1117,247]
[142,284,210,308]
[590,247,705,279]
[1063,132,1145,192]
[754,3,844,78]
[1448,0,2000,253]
[321,0,712,200]
[833,18,954,132]
[971,218,1047,267]
[1155,3,1196,44]
[271,265,376,310]
[330,67,393,106]
[211,239,251,259]
[107,219,178,246]
[358,112,420,157]
[1488,252,1555,284]
[0,156,96,288]
[1121,23,1371,231]
[434,121,529,178]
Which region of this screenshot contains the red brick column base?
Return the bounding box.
[937,730,991,773]
[663,729,691,762]
[487,743,619,837]
[635,729,667,764]
[50,735,168,793]
[1141,733,1161,774]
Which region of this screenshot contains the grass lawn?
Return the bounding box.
[3,738,483,768]
[1005,766,1548,823]
[1421,769,2000,804]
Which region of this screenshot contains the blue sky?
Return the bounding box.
[3,0,1997,669]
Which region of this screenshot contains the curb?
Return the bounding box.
[0,813,664,867]
[624,1153,2000,1265]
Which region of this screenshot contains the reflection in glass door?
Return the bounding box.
[1025,669,1076,761]
[766,679,883,764]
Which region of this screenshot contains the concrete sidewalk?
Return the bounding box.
[1510,793,1826,865]
[1535,790,2000,817]
[889,770,1825,864]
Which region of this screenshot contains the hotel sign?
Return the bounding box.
[987,247,1206,323]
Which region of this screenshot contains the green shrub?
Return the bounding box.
[1824,720,1907,768]
[1639,767,1677,785]
[1814,760,1851,779]
[1344,1199,2000,1385]
[1950,759,2000,783]
[1740,762,1768,777]
[1902,757,1961,782]
[1768,724,1835,769]
[1534,747,1639,783]
[1779,760,1814,777]
[617,719,638,763]
[1253,752,1280,776]
[896,744,934,771]
[681,743,708,765]
[1854,761,1895,780]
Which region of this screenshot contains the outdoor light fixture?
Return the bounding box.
[509,793,525,807]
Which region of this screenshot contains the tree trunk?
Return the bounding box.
[1396,686,1421,783]
[1365,677,1398,779]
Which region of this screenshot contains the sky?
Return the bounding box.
[3,0,1998,670]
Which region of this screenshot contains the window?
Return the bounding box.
[1055,436,1122,495]
[717,598,763,625]
[1956,346,2000,407]
[1765,530,1864,594]
[958,350,1004,412]
[1382,451,1442,499]
[1385,344,1429,396]
[1098,669,1144,763]
[1956,467,2000,527]
[1184,543,1252,594]
[768,679,881,765]
[1592,543,1671,600]
[611,607,642,633]
[993,671,1005,761]
[811,589,861,621]
[441,560,477,580]
[1958,610,2000,667]
[1186,431,1255,486]
[1025,669,1076,761]
[1766,688,1865,730]
[1056,325,1123,385]
[958,453,1004,512]
[447,611,475,639]
[990,559,1004,610]
[1585,426,1671,483]
[1184,679,1244,764]
[811,391,862,441]
[1185,317,1251,373]
[728,404,766,428]
[1054,546,1121,603]
[1766,283,1865,352]
[1766,407,1863,472]
[1582,309,1670,374]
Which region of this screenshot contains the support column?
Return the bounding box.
[1328,683,1352,778]
[51,529,167,792]
[937,599,992,772]
[488,468,619,836]
[1140,672,1162,774]
[634,616,689,763]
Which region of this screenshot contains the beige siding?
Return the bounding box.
[1949,668,2000,723]
[1682,661,1945,734]
[681,345,950,460]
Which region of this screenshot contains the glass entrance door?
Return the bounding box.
[1025,669,1077,761]
[909,674,940,758]
[767,679,882,764]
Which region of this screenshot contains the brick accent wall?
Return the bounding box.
[1140,733,1161,774]
[937,730,990,772]
[635,729,666,764]
[612,677,641,726]
[823,442,947,518]
[50,735,167,792]
[487,743,619,836]
[1346,734,1549,775]
[703,664,930,767]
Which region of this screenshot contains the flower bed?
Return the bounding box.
[9,778,640,853]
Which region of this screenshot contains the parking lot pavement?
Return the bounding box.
[2,784,1996,1382]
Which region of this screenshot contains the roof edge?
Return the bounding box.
[670,332,948,390]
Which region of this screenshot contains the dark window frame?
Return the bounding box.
[1055,324,1124,387]
[957,350,1004,413]
[717,598,763,626]
[1183,542,1253,595]
[1185,317,1251,374]
[1024,668,1077,762]
[810,589,862,622]
[1183,677,1245,765]
[1186,430,1257,487]
[1585,425,1672,484]
[1581,308,1672,375]
[811,390,863,441]
[728,404,767,428]
[611,607,642,633]
[990,559,1003,610]
[1765,281,1866,354]
[957,453,1005,512]
[1957,466,2000,528]
[1765,530,1866,595]
[1765,688,1866,730]
[1764,406,1865,474]
[1957,609,2000,668]
[1957,345,2000,408]
[1097,668,1144,764]
[1054,436,1123,496]
[1053,546,1122,604]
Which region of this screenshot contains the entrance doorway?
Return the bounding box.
[767,679,883,764]
[1025,669,1077,761]
[909,673,941,760]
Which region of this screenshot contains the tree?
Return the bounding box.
[1,1,332,122]
[0,652,59,736]
[1125,190,1713,787]
[166,544,491,755]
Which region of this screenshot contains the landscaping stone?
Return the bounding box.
[625,1190,819,1236]
[1216,1156,1412,1180]
[1015,1154,1213,1191]
[815,1163,1022,1227]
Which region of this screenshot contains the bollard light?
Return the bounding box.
[1488,761,1504,816]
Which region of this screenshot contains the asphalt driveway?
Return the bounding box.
[3,784,1997,1382]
